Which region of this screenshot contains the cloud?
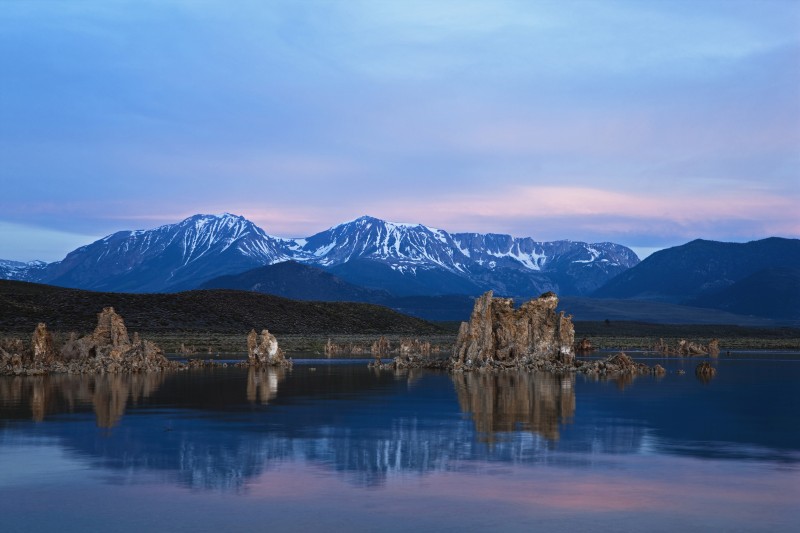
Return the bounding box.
[0,0,797,260]
[356,184,799,245]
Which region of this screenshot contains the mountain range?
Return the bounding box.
[0,213,637,297]
[2,214,798,324]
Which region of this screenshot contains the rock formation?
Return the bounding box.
[1,307,178,375]
[328,337,441,363]
[655,338,720,357]
[0,340,24,375]
[30,323,57,365]
[371,336,390,360]
[324,339,370,357]
[83,308,175,372]
[324,338,336,357]
[92,307,131,351]
[574,337,595,354]
[246,329,291,367]
[575,352,664,378]
[707,339,720,357]
[695,361,717,382]
[452,291,575,370]
[399,338,431,357]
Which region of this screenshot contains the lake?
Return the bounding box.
[1,353,798,532]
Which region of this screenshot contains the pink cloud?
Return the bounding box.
[348,184,797,239]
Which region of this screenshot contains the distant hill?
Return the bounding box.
[199,258,798,325]
[327,258,484,297]
[0,280,444,335]
[201,261,476,321]
[593,238,800,320]
[689,267,800,320]
[558,297,781,326]
[200,261,391,302]
[382,294,476,322]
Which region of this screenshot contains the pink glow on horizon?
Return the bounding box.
[237,184,798,242]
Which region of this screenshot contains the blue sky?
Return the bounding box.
[1,0,798,261]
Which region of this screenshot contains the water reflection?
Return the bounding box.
[453,371,575,441]
[0,359,797,494]
[0,373,165,427]
[246,367,286,404]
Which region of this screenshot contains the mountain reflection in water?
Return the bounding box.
[0,356,798,494]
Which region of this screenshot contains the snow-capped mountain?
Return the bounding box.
[1,213,640,296]
[298,216,635,272]
[450,232,639,296]
[0,259,48,282]
[28,213,295,292]
[298,216,470,273]
[297,216,638,296]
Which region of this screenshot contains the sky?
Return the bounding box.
[1,0,798,262]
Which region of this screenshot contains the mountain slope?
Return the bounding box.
[558,296,781,326]
[36,214,296,292]
[594,238,800,301]
[200,261,390,302]
[689,267,800,320]
[327,258,484,297]
[301,216,638,297]
[298,216,468,272]
[451,233,638,295]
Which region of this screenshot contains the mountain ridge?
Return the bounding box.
[594,237,800,302]
[1,213,639,297]
[592,237,800,321]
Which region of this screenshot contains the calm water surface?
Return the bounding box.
[1,353,798,532]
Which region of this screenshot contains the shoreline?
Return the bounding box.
[2,331,797,354]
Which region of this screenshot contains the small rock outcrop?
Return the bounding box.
[707,339,720,357]
[655,338,720,357]
[324,338,337,357]
[246,329,291,367]
[324,339,369,357]
[371,336,390,362]
[695,361,717,382]
[452,291,575,370]
[574,337,595,354]
[399,338,432,357]
[575,352,662,377]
